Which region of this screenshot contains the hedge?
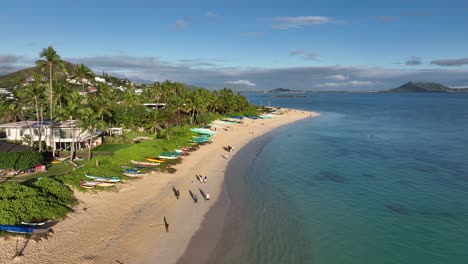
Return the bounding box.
[0,151,44,170]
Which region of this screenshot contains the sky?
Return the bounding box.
[1,0,468,91]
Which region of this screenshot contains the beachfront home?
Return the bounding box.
[0,120,102,151]
[143,103,167,110]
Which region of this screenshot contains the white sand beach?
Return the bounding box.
[0,109,318,264]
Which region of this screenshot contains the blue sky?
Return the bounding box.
[1,0,468,90]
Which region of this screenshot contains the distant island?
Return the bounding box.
[382,82,468,93]
[264,88,305,93]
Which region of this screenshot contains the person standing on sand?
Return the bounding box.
[206,193,210,200]
[164,217,169,232]
[204,176,207,183]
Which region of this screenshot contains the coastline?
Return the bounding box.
[177,128,279,264]
[0,109,318,264]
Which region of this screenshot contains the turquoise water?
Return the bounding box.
[212,93,468,264]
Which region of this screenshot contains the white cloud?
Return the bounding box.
[225,80,256,86]
[175,19,187,31]
[0,54,20,64]
[326,74,348,81]
[56,55,468,91]
[431,58,468,66]
[271,16,331,29]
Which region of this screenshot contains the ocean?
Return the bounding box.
[208,93,468,264]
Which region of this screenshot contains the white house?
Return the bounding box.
[95,77,106,83]
[0,120,102,151]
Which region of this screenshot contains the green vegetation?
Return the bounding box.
[93,144,131,152]
[0,178,76,225]
[0,151,43,170]
[0,46,260,227]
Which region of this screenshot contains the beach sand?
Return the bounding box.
[0,109,318,264]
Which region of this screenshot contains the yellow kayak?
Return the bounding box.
[146,157,166,163]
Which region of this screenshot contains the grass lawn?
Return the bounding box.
[93,144,131,152]
[1,162,75,183]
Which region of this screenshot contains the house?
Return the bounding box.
[142,103,167,110]
[95,77,106,83]
[0,120,102,151]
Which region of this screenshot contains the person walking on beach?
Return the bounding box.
[206,193,210,200]
[204,176,207,183]
[164,217,169,232]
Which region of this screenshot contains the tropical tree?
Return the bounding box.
[57,90,86,160]
[76,107,104,160]
[53,80,70,117]
[17,74,45,151]
[73,64,93,94]
[36,46,66,153]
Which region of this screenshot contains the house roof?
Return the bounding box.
[0,141,32,152]
[0,120,77,129]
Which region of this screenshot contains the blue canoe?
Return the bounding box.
[0,224,34,234]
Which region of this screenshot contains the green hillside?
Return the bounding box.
[0,61,79,88]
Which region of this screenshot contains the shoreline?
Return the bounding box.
[177,128,280,264]
[0,109,318,264]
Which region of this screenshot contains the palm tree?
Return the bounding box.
[17,74,45,151]
[58,90,87,160]
[76,107,104,160]
[73,64,94,94]
[53,80,70,117]
[36,46,66,153]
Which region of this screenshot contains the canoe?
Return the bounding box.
[124,169,140,173]
[124,172,147,177]
[130,160,160,166]
[96,182,114,187]
[161,151,182,156]
[0,224,34,234]
[145,157,166,163]
[190,128,217,135]
[51,160,61,164]
[85,174,121,183]
[158,155,179,159]
[80,181,97,188]
[21,221,45,226]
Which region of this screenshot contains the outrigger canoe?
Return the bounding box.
[131,160,160,166]
[80,181,97,189]
[85,174,121,183]
[145,157,166,163]
[124,172,147,177]
[96,182,114,187]
[0,224,34,234]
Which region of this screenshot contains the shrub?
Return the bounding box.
[0,151,44,170]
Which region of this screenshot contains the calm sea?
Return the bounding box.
[209,93,468,264]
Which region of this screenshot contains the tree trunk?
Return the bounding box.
[70,127,75,160]
[49,64,55,155]
[35,97,42,152]
[88,138,92,160]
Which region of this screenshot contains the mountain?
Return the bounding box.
[0,61,78,88]
[383,82,468,93]
[265,88,304,93]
